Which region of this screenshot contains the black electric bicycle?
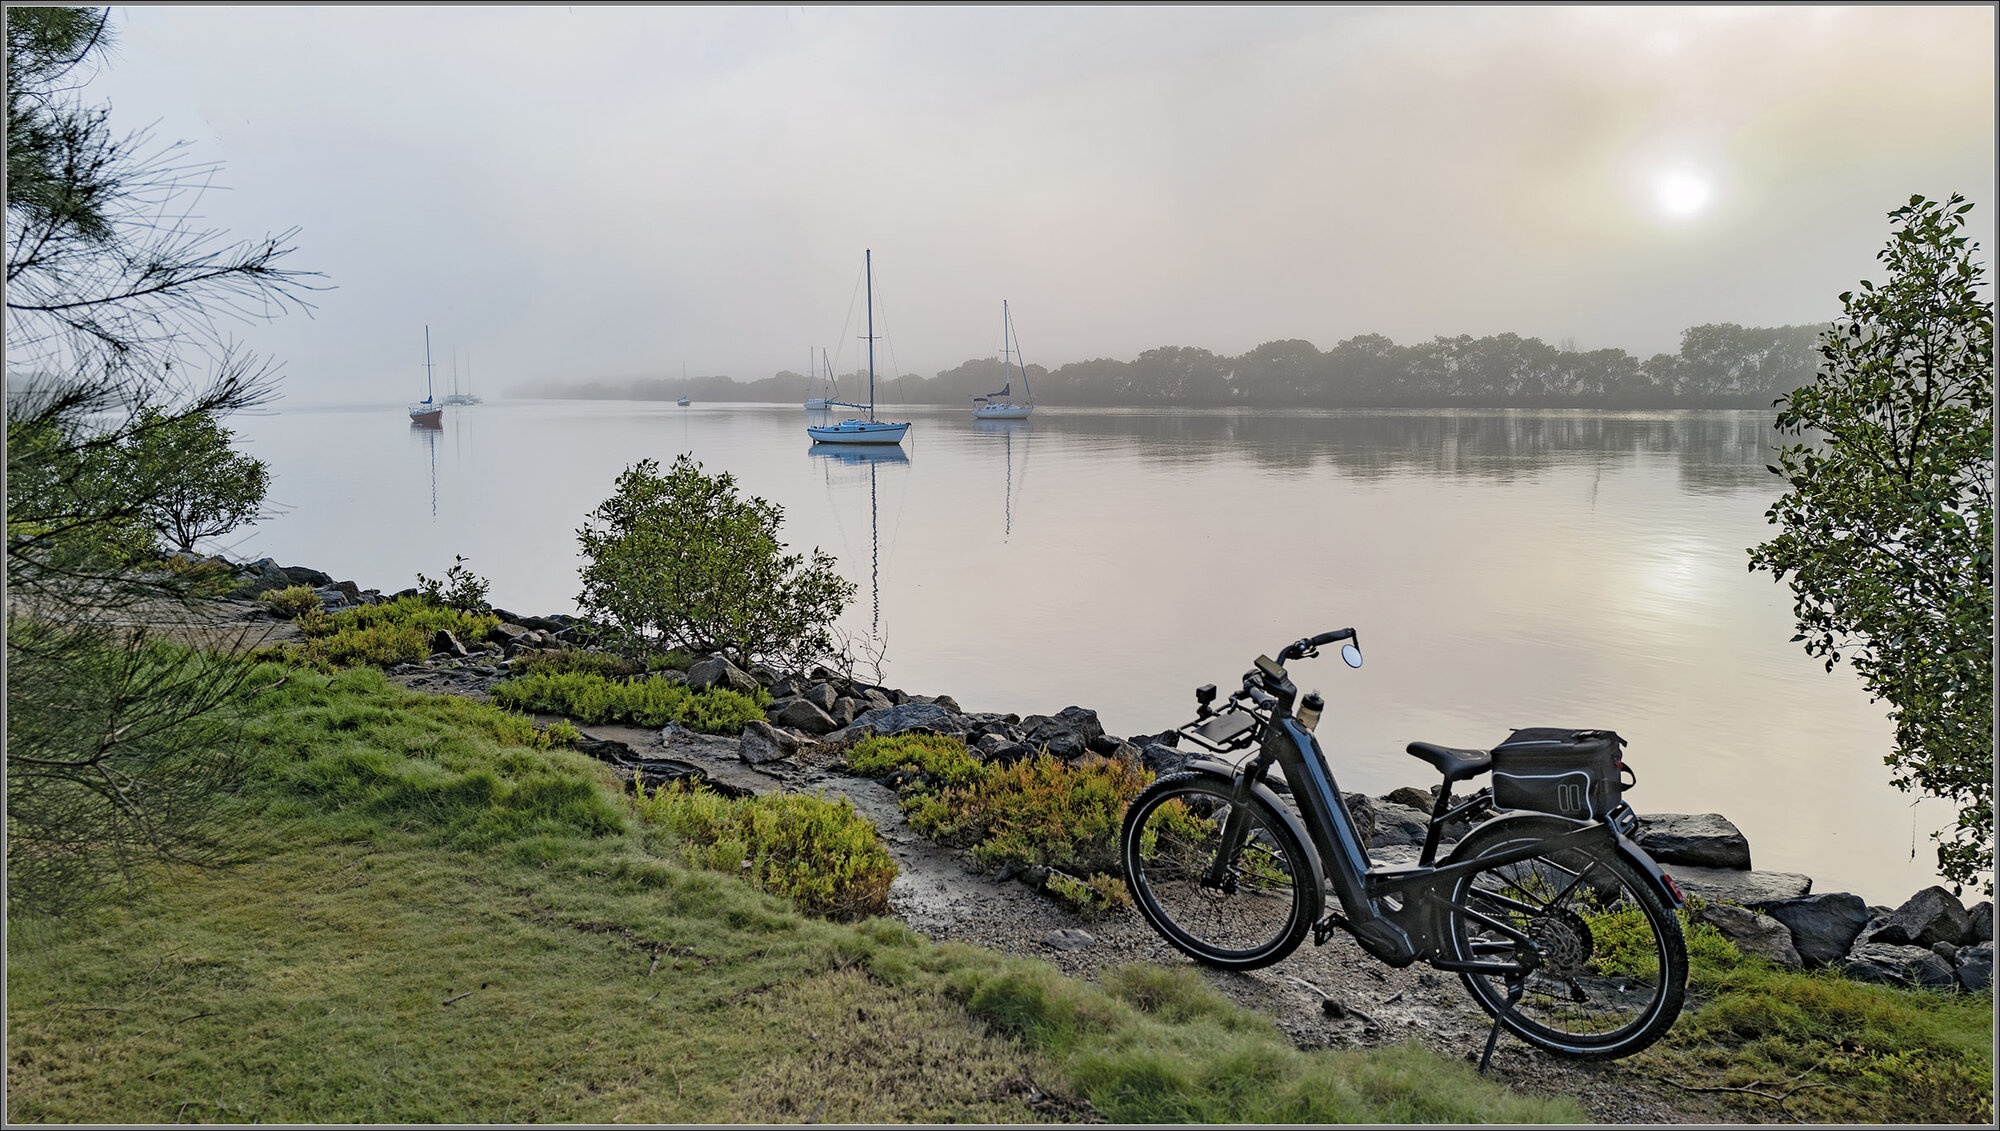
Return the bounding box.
[1119,628,1688,1061]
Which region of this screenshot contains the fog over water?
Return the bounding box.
[81,5,1995,405]
[222,401,1971,907]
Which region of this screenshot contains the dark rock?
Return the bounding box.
[571,732,639,762]
[748,663,779,687]
[1870,886,1974,949]
[1033,732,1087,761]
[770,676,805,701]
[1969,901,1993,943]
[626,757,752,800]
[314,586,351,610]
[1956,942,1993,992]
[1932,940,1960,964]
[280,564,333,588]
[1755,892,1871,966]
[1633,813,1752,870]
[1842,942,1958,989]
[800,683,839,712]
[1386,786,1437,813]
[429,629,467,657]
[985,742,1037,766]
[1129,730,1180,750]
[330,579,362,603]
[875,767,928,791]
[830,697,863,727]
[490,621,533,644]
[1104,740,1142,766]
[767,697,838,736]
[739,719,798,765]
[1340,793,1377,849]
[1366,800,1431,849]
[1692,903,1803,969]
[912,693,962,714]
[1087,732,1125,756]
[862,688,894,712]
[1666,866,1811,906]
[688,655,759,696]
[845,702,966,739]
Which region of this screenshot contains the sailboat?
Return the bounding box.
[443,351,481,406]
[972,300,1034,420]
[677,361,691,406]
[803,348,838,410]
[409,327,443,427]
[807,250,909,445]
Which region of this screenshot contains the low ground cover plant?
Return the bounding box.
[633,781,896,920]
[267,596,501,670]
[842,733,1147,911]
[490,669,765,734]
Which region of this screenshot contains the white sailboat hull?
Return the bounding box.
[807,419,909,444]
[972,402,1033,420]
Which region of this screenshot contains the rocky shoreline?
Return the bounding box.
[227,555,1997,997]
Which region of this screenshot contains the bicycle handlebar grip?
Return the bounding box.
[1308,628,1355,647]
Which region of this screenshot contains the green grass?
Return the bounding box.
[7,653,1589,1124]
[1606,908,1993,1123]
[264,595,502,669]
[490,668,767,734]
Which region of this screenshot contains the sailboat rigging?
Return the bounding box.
[807,250,909,445]
[409,326,443,427]
[972,300,1034,420]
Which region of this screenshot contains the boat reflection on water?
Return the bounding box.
[807,442,908,639]
[411,419,440,519]
[970,418,1031,541]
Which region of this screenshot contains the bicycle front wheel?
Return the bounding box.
[1444,816,1687,1059]
[1121,772,1323,971]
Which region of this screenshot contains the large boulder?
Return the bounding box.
[1140,742,1195,778]
[1386,786,1437,813]
[1021,706,1105,760]
[1691,903,1802,969]
[799,683,839,713]
[1956,941,1993,992]
[1870,886,1975,949]
[688,655,760,696]
[1666,865,1811,906]
[1367,800,1430,849]
[845,702,967,739]
[1842,941,1958,989]
[1755,892,1871,967]
[739,719,802,765]
[1969,901,1994,943]
[1633,813,1752,870]
[767,697,838,735]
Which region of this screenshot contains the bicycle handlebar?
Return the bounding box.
[1278,628,1356,662]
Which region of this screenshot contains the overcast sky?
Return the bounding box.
[77,4,1997,405]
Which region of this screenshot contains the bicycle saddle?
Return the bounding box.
[1405,741,1492,783]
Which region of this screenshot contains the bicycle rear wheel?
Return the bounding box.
[1443,816,1686,1059]
[1121,772,1322,971]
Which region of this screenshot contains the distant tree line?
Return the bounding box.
[510,322,1824,409]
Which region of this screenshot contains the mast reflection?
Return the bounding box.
[807,442,908,638]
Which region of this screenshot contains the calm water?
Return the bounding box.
[229,399,1967,905]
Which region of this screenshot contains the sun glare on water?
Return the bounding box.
[1655,171,1712,218]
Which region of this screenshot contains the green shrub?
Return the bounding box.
[489,669,766,734]
[414,554,491,613]
[279,596,501,670]
[842,733,987,789]
[259,584,323,618]
[634,781,896,920]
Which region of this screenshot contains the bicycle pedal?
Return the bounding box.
[1312,913,1349,947]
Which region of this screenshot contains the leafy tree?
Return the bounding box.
[121,408,270,555]
[6,7,319,914]
[1749,193,1995,893]
[575,455,856,672]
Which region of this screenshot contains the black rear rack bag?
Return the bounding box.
[1489,728,1632,820]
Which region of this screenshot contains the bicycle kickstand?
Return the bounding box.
[1476,979,1526,1075]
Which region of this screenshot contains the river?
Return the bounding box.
[225,398,1968,906]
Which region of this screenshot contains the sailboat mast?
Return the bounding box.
[424,325,435,401]
[865,249,876,422]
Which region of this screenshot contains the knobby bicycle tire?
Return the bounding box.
[1443,815,1688,1059]
[1121,771,1323,971]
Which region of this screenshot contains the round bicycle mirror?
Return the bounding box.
[1341,643,1363,668]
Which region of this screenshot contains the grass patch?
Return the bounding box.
[1606,908,1992,1123]
[260,596,501,669]
[842,734,1145,911]
[633,781,897,921]
[8,653,1586,1124]
[490,669,766,734]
